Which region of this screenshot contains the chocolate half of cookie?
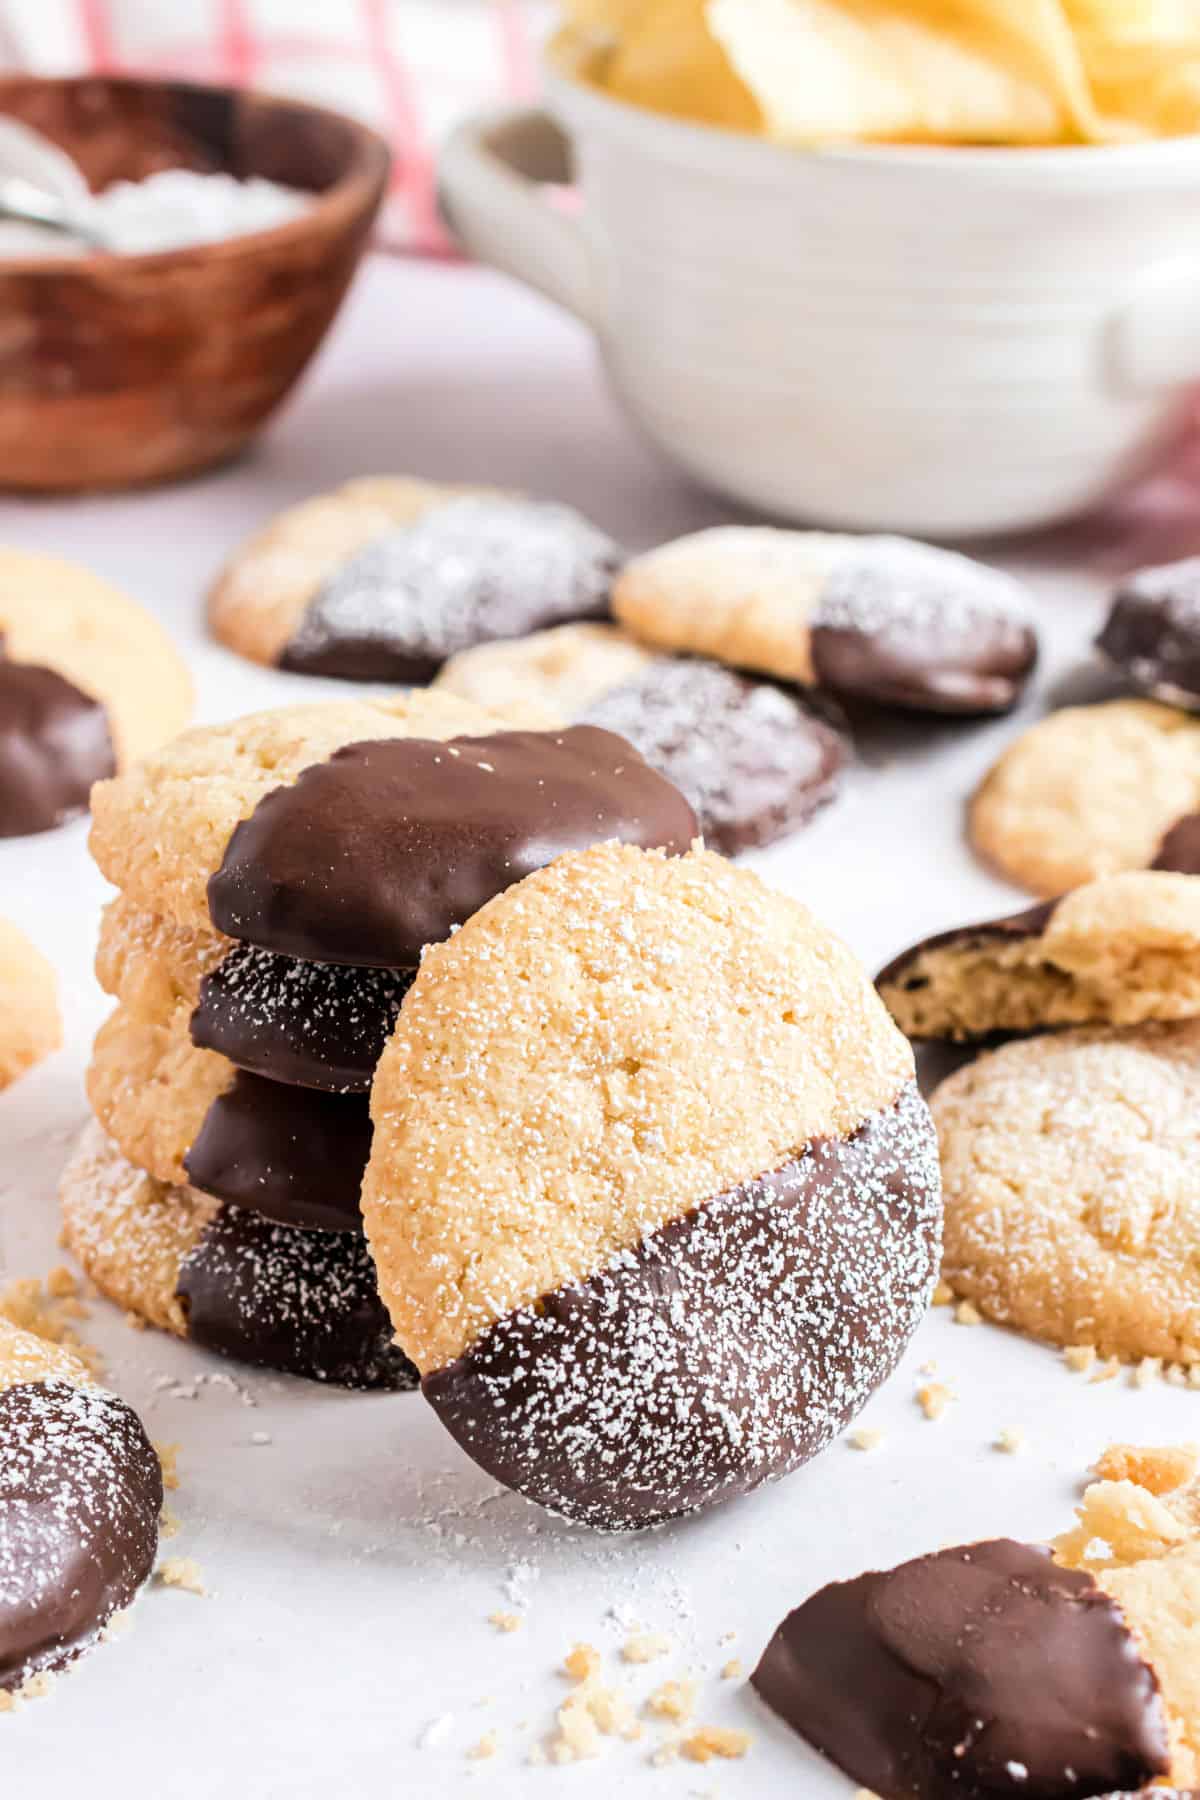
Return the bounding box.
[809,538,1038,716]
[1,1372,161,1690]
[207,726,698,966]
[422,1082,940,1531]
[752,1538,1170,1799]
[877,897,1060,1041]
[581,657,849,856]
[1153,813,1200,875]
[0,641,115,837]
[279,495,622,683]
[1099,557,1200,707]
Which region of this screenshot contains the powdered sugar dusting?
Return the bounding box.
[583,658,847,854]
[427,1083,941,1530]
[815,537,1033,642]
[286,496,621,668]
[0,1379,161,1688]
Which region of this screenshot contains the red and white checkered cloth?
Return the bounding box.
[0,0,555,252]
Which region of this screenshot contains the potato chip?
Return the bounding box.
[1067,1,1200,136]
[562,0,761,128]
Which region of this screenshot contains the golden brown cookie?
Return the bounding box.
[0,1314,162,1695]
[363,840,941,1528]
[971,701,1200,897]
[614,528,1036,715]
[437,620,851,856]
[0,918,60,1089]
[932,1020,1200,1363]
[59,1122,415,1389]
[208,477,620,682]
[88,689,529,935]
[878,871,1200,1041]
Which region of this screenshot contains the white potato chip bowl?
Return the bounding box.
[441,42,1200,539]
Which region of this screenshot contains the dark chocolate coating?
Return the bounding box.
[751,1537,1170,1800]
[280,495,621,683]
[423,1081,941,1531]
[0,1380,161,1690]
[1098,559,1200,705]
[582,657,849,856]
[208,727,698,967]
[193,945,413,1094]
[177,1201,416,1390]
[1153,813,1200,875]
[810,544,1037,716]
[0,653,115,837]
[184,1070,371,1234]
[876,896,1060,1028]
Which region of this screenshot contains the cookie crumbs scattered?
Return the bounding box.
[551,1688,601,1763]
[849,1427,884,1452]
[45,1265,77,1300]
[680,1726,751,1764]
[467,1732,498,1761]
[995,1427,1026,1455]
[124,1310,147,1332]
[1133,1357,1162,1390]
[917,1381,954,1421]
[931,1281,954,1307]
[953,1300,982,1326]
[563,1643,601,1683]
[720,1659,743,1681]
[622,1632,671,1663]
[1094,1443,1198,1494]
[1089,1356,1121,1386]
[157,1557,205,1595]
[1064,1345,1097,1374]
[155,1443,181,1490]
[646,1679,696,1724]
[1,1272,103,1373]
[159,1506,181,1540]
[489,1612,522,1634]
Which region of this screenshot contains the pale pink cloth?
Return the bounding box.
[0,0,554,251]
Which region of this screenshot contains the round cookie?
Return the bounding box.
[613,527,1036,716]
[363,841,941,1530]
[208,477,621,682]
[877,872,1200,1042]
[970,700,1200,896]
[0,917,60,1088]
[0,549,191,836]
[60,1123,416,1390]
[932,1020,1200,1363]
[437,623,849,856]
[1099,555,1200,708]
[0,1316,161,1692]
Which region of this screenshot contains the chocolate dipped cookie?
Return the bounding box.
[436,622,850,855]
[614,527,1036,716]
[878,871,1200,1042]
[0,1317,161,1692]
[59,1123,415,1390]
[1099,555,1200,708]
[0,548,191,836]
[208,476,621,681]
[753,1443,1200,1795]
[363,841,942,1530]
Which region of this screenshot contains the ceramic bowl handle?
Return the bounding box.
[439,108,598,328]
[1111,255,1200,391]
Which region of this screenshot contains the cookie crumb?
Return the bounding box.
[467,1732,498,1761]
[19,1673,53,1702]
[155,1443,181,1490]
[622,1632,671,1663]
[931,1281,955,1307]
[551,1688,601,1763]
[995,1427,1026,1455]
[46,1266,77,1299]
[1089,1356,1121,1386]
[680,1725,751,1763]
[1132,1357,1162,1390]
[489,1611,522,1634]
[157,1557,204,1595]
[720,1658,743,1680]
[917,1381,954,1421]
[124,1310,147,1331]
[954,1300,981,1326]
[1094,1443,1198,1495]
[159,1506,181,1540]
[1064,1345,1097,1374]
[563,1643,601,1683]
[646,1679,696,1724]
[849,1427,884,1452]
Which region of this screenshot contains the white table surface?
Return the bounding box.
[3,251,1200,1798]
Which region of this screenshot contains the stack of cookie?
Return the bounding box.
[62,691,697,1388]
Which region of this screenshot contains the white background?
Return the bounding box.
[2,253,1197,1796]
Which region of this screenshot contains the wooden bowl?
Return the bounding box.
[0,76,390,491]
